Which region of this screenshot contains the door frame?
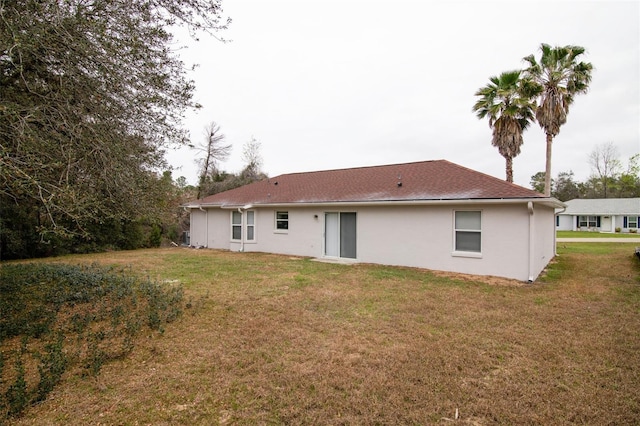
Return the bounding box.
[323,211,357,259]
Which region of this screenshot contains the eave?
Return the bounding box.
[184,197,565,210]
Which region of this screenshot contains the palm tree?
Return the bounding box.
[523,44,593,196]
[473,70,539,183]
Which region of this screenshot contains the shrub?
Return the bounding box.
[35,333,67,403]
[0,263,185,419]
[3,342,28,417]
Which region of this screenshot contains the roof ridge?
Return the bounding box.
[271,159,444,179]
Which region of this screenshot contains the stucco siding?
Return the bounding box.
[356,205,442,269]
[189,210,208,247]
[190,202,556,281]
[481,204,532,280]
[532,203,556,280]
[356,204,534,279]
[244,207,323,257]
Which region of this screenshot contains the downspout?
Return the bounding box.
[199,206,208,248]
[527,201,535,283]
[554,205,566,256]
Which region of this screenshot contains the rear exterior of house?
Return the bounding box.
[186,160,564,282]
[556,198,640,233]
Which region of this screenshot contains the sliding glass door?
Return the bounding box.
[324,212,356,259]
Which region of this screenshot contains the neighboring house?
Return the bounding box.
[556,198,640,233]
[185,160,564,282]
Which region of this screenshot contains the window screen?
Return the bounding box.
[454,211,481,253]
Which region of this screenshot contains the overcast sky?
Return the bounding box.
[169,0,639,190]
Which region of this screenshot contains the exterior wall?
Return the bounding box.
[188,209,229,248]
[531,203,556,280]
[355,204,533,281]
[190,202,557,281]
[206,209,232,249]
[189,209,208,247]
[619,215,640,233]
[236,207,324,257]
[557,215,574,231]
[557,214,639,233]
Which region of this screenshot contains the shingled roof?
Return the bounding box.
[559,198,640,215]
[189,160,550,207]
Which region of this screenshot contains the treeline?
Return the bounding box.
[1,172,194,260]
[530,149,639,201]
[0,0,228,259]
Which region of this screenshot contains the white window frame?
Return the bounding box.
[452,210,482,258]
[628,216,638,229]
[230,210,256,242]
[578,215,597,228]
[275,211,289,233]
[231,211,242,241]
[246,210,255,241]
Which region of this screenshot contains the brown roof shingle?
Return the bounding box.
[191,160,546,206]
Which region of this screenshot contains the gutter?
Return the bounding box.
[206,197,566,210]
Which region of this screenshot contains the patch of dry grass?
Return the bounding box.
[7,244,640,424]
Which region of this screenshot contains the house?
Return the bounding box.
[185,160,564,282]
[556,198,640,233]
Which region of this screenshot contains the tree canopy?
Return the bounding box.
[0,0,229,258]
[472,70,539,182]
[194,134,268,199]
[195,121,231,199]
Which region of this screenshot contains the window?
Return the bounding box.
[231,210,256,241]
[454,211,481,253]
[578,215,597,228]
[231,211,242,240]
[627,216,639,228]
[275,211,289,230]
[246,211,255,241]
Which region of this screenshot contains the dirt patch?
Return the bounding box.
[429,269,526,287]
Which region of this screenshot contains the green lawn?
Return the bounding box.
[557,230,640,238]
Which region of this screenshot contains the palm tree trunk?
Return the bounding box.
[544,133,553,196]
[505,156,513,183]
